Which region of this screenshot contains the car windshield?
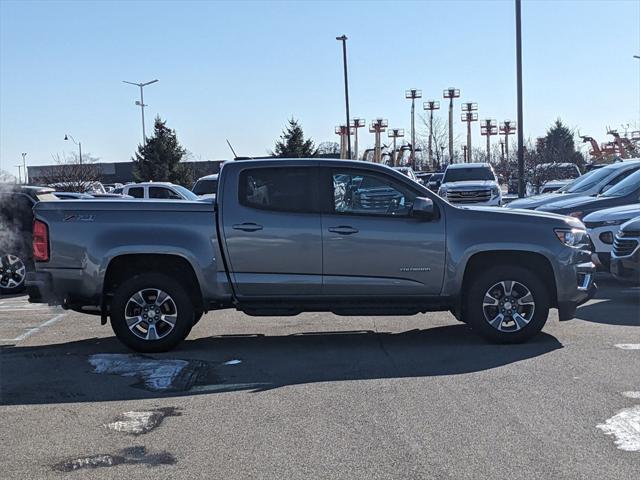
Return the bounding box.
[442,167,495,183]
[173,185,199,200]
[192,178,218,195]
[564,167,615,193]
[601,169,640,198]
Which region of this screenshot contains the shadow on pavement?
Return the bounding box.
[0,325,562,406]
[575,277,640,327]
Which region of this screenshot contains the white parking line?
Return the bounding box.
[0,313,66,342]
[615,344,640,350]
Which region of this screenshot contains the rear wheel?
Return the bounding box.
[110,273,194,353]
[0,253,27,294]
[463,266,550,343]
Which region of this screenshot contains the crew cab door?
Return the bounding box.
[220,165,322,297]
[320,167,446,296]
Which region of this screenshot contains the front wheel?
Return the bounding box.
[463,266,550,343]
[110,273,194,353]
[0,253,27,294]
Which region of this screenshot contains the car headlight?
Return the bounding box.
[568,211,584,219]
[554,228,589,248]
[604,219,625,226]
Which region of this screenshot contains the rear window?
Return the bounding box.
[239,167,316,213]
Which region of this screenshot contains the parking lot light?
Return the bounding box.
[405,89,422,169]
[388,128,405,166]
[350,118,366,160]
[480,119,498,162]
[423,101,440,169]
[499,120,517,162]
[123,79,159,147]
[369,119,388,163]
[461,103,478,163]
[64,134,82,165]
[443,88,460,163]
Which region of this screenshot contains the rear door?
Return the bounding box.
[320,167,446,296]
[221,165,322,297]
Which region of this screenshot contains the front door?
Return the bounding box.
[221,165,322,297]
[321,167,446,296]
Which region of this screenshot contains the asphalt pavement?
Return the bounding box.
[0,276,638,479]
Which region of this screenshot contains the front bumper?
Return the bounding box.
[610,253,640,284]
[557,260,597,321]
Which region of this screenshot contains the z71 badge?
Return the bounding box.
[63,214,96,222]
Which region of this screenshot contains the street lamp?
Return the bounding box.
[499,120,517,162]
[123,79,159,146]
[336,35,352,160]
[443,87,460,163]
[515,0,525,198]
[405,89,422,169]
[64,134,82,165]
[461,102,478,162]
[335,125,354,159]
[388,128,405,166]
[21,153,27,184]
[369,118,388,163]
[350,118,366,160]
[423,100,440,169]
[480,119,498,162]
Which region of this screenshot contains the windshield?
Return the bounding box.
[173,185,199,200]
[564,167,614,193]
[192,178,218,195]
[601,169,640,197]
[442,167,495,183]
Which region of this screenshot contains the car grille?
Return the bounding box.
[612,237,639,257]
[584,221,605,229]
[447,189,492,204]
[619,230,640,238]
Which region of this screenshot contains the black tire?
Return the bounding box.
[463,265,550,343]
[0,253,28,295]
[193,308,204,326]
[110,273,194,353]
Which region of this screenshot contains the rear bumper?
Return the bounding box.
[26,268,97,306]
[25,271,55,304]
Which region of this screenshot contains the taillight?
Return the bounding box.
[33,220,49,262]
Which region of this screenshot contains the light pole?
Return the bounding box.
[500,120,517,162]
[123,79,159,146]
[388,128,405,166]
[480,119,498,162]
[369,118,388,163]
[423,100,440,170]
[336,35,352,160]
[515,0,525,197]
[500,138,506,162]
[461,102,478,162]
[64,134,82,165]
[335,125,354,159]
[15,165,22,184]
[21,152,27,184]
[443,87,460,163]
[405,89,422,169]
[351,118,366,160]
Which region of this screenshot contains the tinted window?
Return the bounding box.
[442,167,495,183]
[331,171,416,217]
[239,167,316,213]
[565,165,620,193]
[601,167,640,190]
[193,179,218,195]
[602,169,640,197]
[149,187,182,199]
[128,187,144,198]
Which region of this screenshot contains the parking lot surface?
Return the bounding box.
[0,277,638,479]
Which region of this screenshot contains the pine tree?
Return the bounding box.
[537,119,584,168]
[132,116,192,185]
[272,118,317,158]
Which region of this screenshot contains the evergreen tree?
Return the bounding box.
[537,119,584,168]
[132,116,192,185]
[272,118,317,158]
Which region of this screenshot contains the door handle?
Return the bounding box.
[328,225,359,235]
[233,223,263,232]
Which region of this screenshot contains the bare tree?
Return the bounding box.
[35,152,103,192]
[0,170,16,184]
[417,114,463,169]
[317,141,341,156]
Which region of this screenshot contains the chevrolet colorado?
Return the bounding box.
[27,159,596,352]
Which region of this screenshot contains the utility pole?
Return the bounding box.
[64,134,83,165]
[335,125,353,159]
[16,165,22,184]
[515,0,525,197]
[369,118,388,163]
[351,118,365,160]
[405,89,422,169]
[500,120,517,163]
[423,100,440,170]
[443,87,460,163]
[336,35,352,160]
[123,79,159,146]
[461,102,478,162]
[480,119,498,162]
[388,129,405,167]
[500,138,506,162]
[462,146,468,163]
[21,153,27,184]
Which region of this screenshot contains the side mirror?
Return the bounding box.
[412,197,435,220]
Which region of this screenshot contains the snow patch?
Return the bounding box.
[597,405,640,452]
[104,407,180,435]
[223,359,242,365]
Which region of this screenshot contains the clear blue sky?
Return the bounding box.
[1,0,639,176]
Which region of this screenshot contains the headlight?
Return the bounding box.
[568,211,584,219]
[554,228,589,248]
[604,219,625,226]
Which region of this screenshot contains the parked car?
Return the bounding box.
[54,192,133,200]
[583,204,640,271]
[438,163,502,206]
[426,172,443,191]
[192,174,218,199]
[392,166,421,184]
[415,171,433,185]
[0,185,56,294]
[119,182,199,200]
[103,183,124,193]
[610,216,640,284]
[506,160,640,210]
[27,159,595,352]
[528,163,581,195]
[537,169,640,219]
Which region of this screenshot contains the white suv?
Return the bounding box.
[438,163,502,206]
[118,182,198,200]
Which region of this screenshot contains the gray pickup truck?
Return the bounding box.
[27,159,596,352]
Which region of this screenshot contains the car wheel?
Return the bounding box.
[464,266,549,343]
[110,273,194,353]
[0,253,27,295]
